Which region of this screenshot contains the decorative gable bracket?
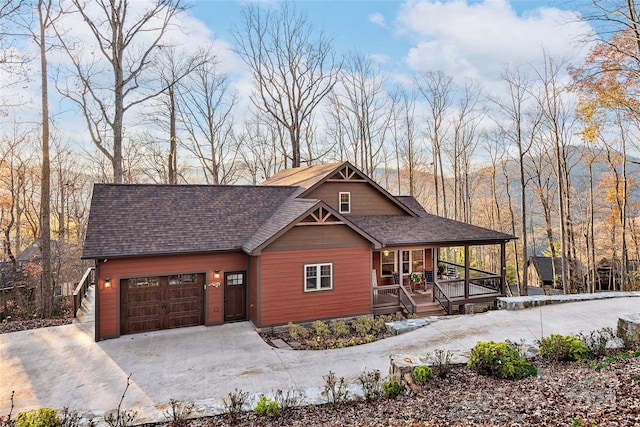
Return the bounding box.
[326,164,367,182]
[298,206,344,225]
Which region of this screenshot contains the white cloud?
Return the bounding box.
[368,12,386,27]
[367,53,390,65]
[395,0,595,90]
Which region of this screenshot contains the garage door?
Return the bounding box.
[120,273,205,335]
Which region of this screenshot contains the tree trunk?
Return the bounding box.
[38,0,53,318]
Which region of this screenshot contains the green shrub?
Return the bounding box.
[353,316,373,337]
[16,408,60,427]
[381,380,402,399]
[372,315,392,335]
[413,365,433,383]
[468,341,538,380]
[311,320,331,337]
[253,395,279,417]
[331,320,350,337]
[539,334,591,362]
[287,322,310,339]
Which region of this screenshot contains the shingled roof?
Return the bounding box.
[348,214,515,246]
[261,162,343,189]
[82,184,303,259]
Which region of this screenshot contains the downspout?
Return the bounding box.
[94,259,100,342]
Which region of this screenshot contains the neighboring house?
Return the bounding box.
[526,256,563,289]
[595,258,640,291]
[82,162,515,341]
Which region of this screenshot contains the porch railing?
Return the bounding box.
[433,281,452,314]
[73,267,94,317]
[372,284,416,315]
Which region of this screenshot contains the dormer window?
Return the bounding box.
[339,192,351,213]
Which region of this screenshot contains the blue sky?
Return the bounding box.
[183,0,594,93]
[1,0,598,156]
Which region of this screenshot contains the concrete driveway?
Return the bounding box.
[1,292,639,420]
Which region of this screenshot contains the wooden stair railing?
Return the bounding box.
[73,267,95,317]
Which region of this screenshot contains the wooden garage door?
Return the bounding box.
[120,273,204,335]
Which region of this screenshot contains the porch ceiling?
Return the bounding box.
[348,215,515,246]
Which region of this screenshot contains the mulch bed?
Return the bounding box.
[0,318,72,334]
[185,358,640,426]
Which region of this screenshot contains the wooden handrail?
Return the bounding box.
[398,284,416,314]
[372,284,416,315]
[432,281,452,314]
[73,267,95,317]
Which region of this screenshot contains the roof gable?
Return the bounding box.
[244,200,380,254]
[263,161,416,217]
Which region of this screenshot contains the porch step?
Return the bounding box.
[415,301,447,317]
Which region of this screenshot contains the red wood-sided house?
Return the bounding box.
[82,162,515,341]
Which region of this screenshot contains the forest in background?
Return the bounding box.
[1,0,640,316]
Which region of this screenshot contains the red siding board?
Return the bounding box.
[257,246,372,326]
[96,252,248,340]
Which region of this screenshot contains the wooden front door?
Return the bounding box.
[224,271,247,322]
[121,273,205,335]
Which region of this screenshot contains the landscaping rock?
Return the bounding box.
[388,350,469,392]
[385,318,429,335]
[617,313,640,348]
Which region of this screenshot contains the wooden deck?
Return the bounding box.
[373,278,503,317]
[372,284,446,317]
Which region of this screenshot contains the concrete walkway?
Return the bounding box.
[1,288,639,421]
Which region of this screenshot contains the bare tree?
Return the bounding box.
[55,0,186,183]
[236,113,286,184]
[416,70,453,218]
[327,52,388,176]
[491,65,541,296]
[232,2,340,168]
[449,80,483,223]
[143,46,208,184]
[178,55,238,184]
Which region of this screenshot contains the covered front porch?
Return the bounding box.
[372,241,508,316]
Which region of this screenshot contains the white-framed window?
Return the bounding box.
[304,263,333,292]
[339,192,351,213]
[380,250,396,277]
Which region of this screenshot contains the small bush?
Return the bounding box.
[468,341,537,380]
[353,316,373,337]
[105,375,138,427]
[381,380,402,399]
[576,327,615,358]
[253,395,279,418]
[357,369,381,401]
[287,322,310,339]
[163,399,194,427]
[273,389,304,412]
[372,315,392,335]
[413,365,433,383]
[59,408,81,427]
[223,388,249,423]
[312,320,331,337]
[321,371,349,404]
[433,349,452,378]
[331,320,350,337]
[16,409,60,427]
[539,334,591,362]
